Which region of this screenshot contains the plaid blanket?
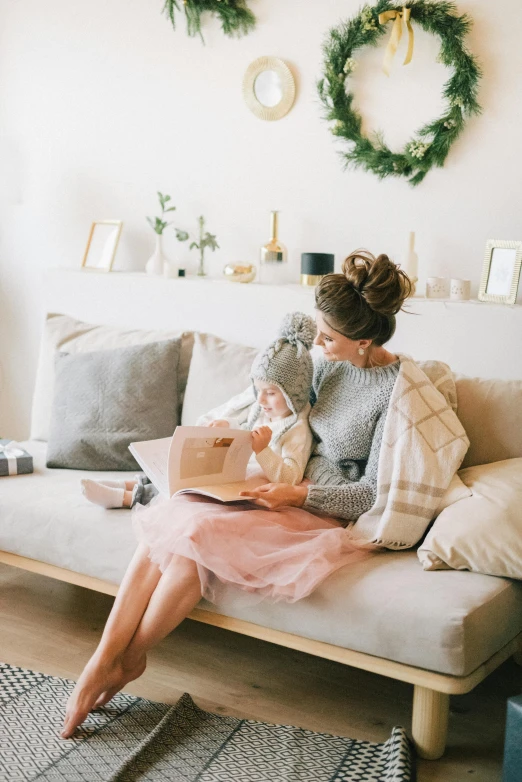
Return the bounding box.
[350,356,469,549]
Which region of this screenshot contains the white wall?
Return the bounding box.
[1,0,521,438]
[42,269,522,383]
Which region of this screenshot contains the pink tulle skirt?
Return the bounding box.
[132,492,379,604]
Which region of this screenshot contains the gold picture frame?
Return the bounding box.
[478,239,522,305]
[242,56,296,121]
[81,220,123,272]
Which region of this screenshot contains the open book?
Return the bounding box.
[128,426,267,502]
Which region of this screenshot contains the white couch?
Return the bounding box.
[2,297,522,762]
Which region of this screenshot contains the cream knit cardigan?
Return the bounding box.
[196,393,314,486]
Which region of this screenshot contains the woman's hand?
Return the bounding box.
[240,483,308,509]
[251,426,272,454]
[207,419,230,428]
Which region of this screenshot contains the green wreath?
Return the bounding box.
[318,0,481,186]
[163,0,256,40]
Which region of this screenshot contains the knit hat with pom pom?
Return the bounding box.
[249,312,316,416]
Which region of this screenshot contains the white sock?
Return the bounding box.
[81,479,125,509]
[97,479,127,489]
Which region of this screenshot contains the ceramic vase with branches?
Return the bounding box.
[145,192,188,275]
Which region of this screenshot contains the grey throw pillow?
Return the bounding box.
[46,339,181,470]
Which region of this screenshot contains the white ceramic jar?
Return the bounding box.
[426,277,449,298]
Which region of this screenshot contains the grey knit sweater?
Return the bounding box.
[303,356,400,524]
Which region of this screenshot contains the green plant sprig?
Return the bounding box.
[190,215,219,275]
[147,191,189,240]
[190,215,219,254]
[162,0,256,42]
[318,0,482,186]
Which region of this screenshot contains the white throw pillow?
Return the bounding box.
[418,458,522,579]
[434,472,472,516]
[181,333,258,426]
[30,313,194,441]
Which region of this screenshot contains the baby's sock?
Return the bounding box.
[81,479,125,509]
[97,479,127,489]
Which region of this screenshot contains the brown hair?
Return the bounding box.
[315,249,413,346]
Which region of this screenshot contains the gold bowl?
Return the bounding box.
[223,263,257,283]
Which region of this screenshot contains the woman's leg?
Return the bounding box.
[123,554,203,671]
[90,555,203,713]
[62,543,162,737]
[62,550,202,738]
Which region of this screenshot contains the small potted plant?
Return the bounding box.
[145,192,189,275]
[190,215,219,277]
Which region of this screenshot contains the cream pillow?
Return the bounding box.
[30,313,194,441]
[181,333,258,426]
[434,472,472,516]
[418,458,522,579]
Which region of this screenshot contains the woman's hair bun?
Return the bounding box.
[342,250,413,315]
[278,312,316,350]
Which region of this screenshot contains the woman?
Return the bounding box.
[62,249,411,738]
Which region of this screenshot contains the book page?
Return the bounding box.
[167,426,253,497]
[128,437,171,497]
[177,474,267,503]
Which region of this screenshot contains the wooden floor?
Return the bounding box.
[1,563,521,781]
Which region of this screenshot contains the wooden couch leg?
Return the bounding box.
[412,685,449,760]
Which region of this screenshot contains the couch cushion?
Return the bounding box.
[181,333,258,426]
[31,313,194,441]
[456,375,522,468]
[200,552,522,678]
[47,339,181,471]
[2,441,522,677]
[418,459,522,580]
[0,441,138,585]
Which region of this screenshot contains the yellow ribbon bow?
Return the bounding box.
[378,7,414,77]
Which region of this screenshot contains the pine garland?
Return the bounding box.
[163,0,256,40]
[318,0,482,186]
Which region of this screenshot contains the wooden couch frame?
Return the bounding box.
[1,550,520,760]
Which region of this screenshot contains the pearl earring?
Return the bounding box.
[358,347,365,356]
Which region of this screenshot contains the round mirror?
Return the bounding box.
[243,57,296,121]
[254,70,283,108]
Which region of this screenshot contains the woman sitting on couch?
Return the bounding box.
[62,250,417,737]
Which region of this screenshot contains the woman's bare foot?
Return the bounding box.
[93,652,147,709]
[61,652,145,738]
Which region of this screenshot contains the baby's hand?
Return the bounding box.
[208,419,230,428]
[251,426,272,454]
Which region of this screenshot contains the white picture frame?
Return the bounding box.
[478,239,522,305]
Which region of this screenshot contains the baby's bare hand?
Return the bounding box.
[208,419,230,428]
[251,426,272,454]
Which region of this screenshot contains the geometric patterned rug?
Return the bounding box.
[0,663,414,781]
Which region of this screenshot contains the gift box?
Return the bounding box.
[0,439,33,476]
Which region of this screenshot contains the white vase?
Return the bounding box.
[145,233,166,276]
[404,231,419,292]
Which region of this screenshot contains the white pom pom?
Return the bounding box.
[278,312,316,350]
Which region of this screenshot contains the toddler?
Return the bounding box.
[81,312,316,509]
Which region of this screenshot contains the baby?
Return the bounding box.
[81,312,316,509]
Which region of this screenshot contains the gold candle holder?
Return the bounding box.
[223,263,257,283]
[300,273,327,287]
[300,253,334,287]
